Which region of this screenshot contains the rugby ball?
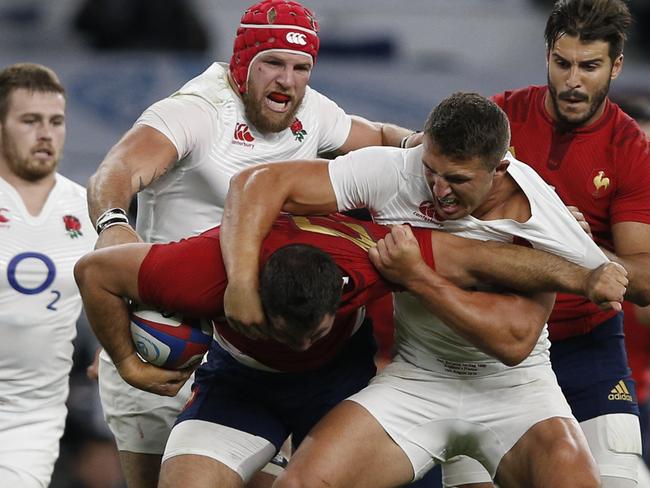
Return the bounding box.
[129,305,213,370]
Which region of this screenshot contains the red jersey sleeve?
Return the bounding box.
[138,229,227,317]
[411,227,436,270]
[610,122,650,226]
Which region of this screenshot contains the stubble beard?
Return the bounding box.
[1,128,59,182]
[547,72,611,132]
[243,91,303,134]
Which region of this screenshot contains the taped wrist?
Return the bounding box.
[95,208,129,234]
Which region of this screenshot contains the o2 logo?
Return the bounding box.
[7,252,60,311]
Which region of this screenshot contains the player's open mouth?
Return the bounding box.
[32,147,53,159]
[436,195,460,212]
[266,92,291,112]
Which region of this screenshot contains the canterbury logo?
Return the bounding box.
[608,380,633,402]
[234,123,254,142]
[593,171,610,191]
[286,32,307,45]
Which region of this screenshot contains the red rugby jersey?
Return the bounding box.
[494,86,650,340]
[138,214,431,371]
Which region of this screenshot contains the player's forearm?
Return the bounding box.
[464,240,591,295]
[87,155,137,225]
[404,270,550,366]
[221,166,287,285]
[379,122,420,148]
[340,116,419,153]
[73,255,136,365]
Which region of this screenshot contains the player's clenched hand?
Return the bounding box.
[369,225,430,287]
[95,223,142,250]
[223,282,270,340]
[115,353,192,396]
[585,262,628,311]
[567,205,593,240]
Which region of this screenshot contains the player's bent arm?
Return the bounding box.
[335,116,418,154]
[431,232,627,310]
[413,277,553,366]
[611,221,650,305]
[87,125,178,249]
[221,161,338,333]
[73,245,190,396]
[74,244,151,363]
[370,228,552,365]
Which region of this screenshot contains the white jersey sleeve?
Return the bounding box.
[329,145,439,226]
[135,95,215,164]
[310,88,352,154]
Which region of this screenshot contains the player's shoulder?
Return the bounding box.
[607,102,649,150]
[171,62,234,108]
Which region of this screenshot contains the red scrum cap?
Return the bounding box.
[230,0,320,94]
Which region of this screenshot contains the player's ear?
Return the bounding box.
[495,158,510,176]
[611,54,623,81]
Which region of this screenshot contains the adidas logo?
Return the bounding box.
[608,380,633,402]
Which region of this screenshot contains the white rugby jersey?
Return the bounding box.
[0,174,95,412]
[329,146,609,369]
[135,62,352,243]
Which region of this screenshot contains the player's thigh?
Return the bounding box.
[496,416,599,488]
[160,453,244,488]
[119,451,163,488]
[581,414,641,486]
[276,400,414,488]
[163,420,277,484]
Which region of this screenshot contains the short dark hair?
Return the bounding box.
[0,63,65,121]
[545,0,632,61]
[259,244,342,333]
[424,92,510,170]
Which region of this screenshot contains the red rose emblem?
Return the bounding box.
[63,215,83,238]
[290,118,307,142]
[290,119,303,133]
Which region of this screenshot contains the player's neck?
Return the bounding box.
[473,175,530,223]
[0,167,56,216]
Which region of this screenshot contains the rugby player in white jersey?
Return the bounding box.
[0,63,96,487]
[86,1,419,487]
[218,92,626,487]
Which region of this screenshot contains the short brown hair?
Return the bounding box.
[545,0,632,61]
[424,92,510,171]
[0,63,65,121]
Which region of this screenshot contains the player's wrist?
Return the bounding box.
[400,131,422,149]
[95,207,130,234]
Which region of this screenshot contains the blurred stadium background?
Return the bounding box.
[1,1,647,486]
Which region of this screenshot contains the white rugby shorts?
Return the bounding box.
[441,413,641,486]
[163,420,277,482]
[348,355,573,481]
[0,404,66,487]
[98,350,193,453]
